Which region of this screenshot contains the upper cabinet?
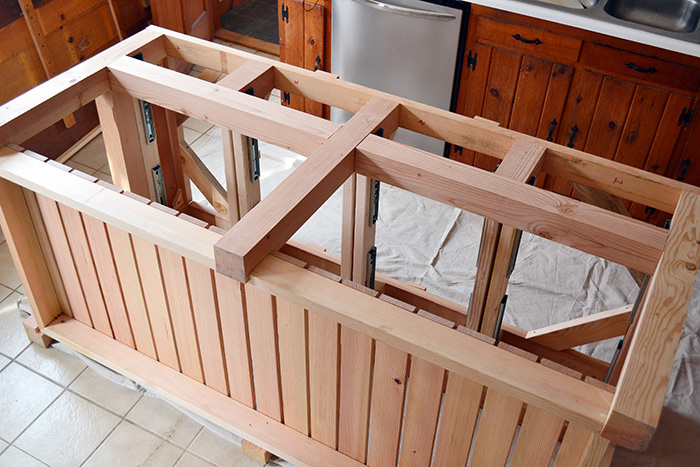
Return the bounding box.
[454,5,700,224]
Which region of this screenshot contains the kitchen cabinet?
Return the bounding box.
[454,5,700,224]
[278,0,330,117]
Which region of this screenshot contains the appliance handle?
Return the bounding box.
[349,0,457,20]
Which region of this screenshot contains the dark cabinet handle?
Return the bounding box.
[546,118,557,142]
[314,56,321,71]
[626,62,658,74]
[512,33,542,45]
[567,124,579,148]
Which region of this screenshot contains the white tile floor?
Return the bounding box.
[0,42,283,467]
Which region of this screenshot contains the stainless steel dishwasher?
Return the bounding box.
[331,0,469,156]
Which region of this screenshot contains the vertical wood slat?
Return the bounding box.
[82,214,135,348]
[215,273,256,408]
[106,225,157,359]
[510,405,565,467]
[38,195,92,326]
[159,247,204,382]
[554,423,597,467]
[57,204,114,337]
[131,235,180,371]
[432,374,484,467]
[398,356,445,466]
[245,284,283,421]
[308,311,340,448]
[367,341,409,467]
[0,182,63,328]
[277,297,310,435]
[186,258,229,395]
[469,388,524,467]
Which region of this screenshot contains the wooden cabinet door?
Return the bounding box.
[151,0,216,40]
[552,70,697,222]
[278,0,325,117]
[452,43,574,174]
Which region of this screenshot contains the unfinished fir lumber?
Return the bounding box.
[0,179,63,327]
[42,315,362,467]
[160,26,700,214]
[526,304,633,350]
[178,142,228,215]
[215,97,400,282]
[470,140,545,333]
[603,190,700,450]
[355,136,666,276]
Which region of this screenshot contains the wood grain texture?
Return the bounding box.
[510,405,565,467]
[215,97,399,282]
[603,190,700,450]
[131,235,180,371]
[470,388,524,467]
[34,203,84,315]
[308,311,339,448]
[159,247,203,382]
[0,181,62,327]
[58,204,113,337]
[432,373,483,467]
[366,341,408,467]
[82,214,135,348]
[526,304,632,350]
[186,258,229,395]
[356,136,667,276]
[553,422,596,467]
[276,297,310,435]
[398,356,445,466]
[244,284,283,421]
[215,273,255,408]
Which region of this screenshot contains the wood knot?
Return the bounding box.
[686,262,697,271]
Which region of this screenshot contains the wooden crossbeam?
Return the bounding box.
[355,136,667,276]
[469,140,546,333]
[525,304,633,351]
[217,60,276,223]
[106,56,338,158]
[215,98,400,282]
[602,190,700,451]
[0,29,165,148]
[178,142,228,215]
[157,26,700,214]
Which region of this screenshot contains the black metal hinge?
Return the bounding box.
[466,50,477,71]
[679,107,695,126]
[283,92,290,105]
[281,4,289,22]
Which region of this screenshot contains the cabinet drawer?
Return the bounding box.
[475,16,582,63]
[583,43,700,93]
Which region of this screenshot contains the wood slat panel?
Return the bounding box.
[186,258,228,395]
[432,374,483,467]
[159,247,204,382]
[82,214,134,348]
[470,388,524,467]
[308,311,339,448]
[244,284,283,421]
[553,422,596,467]
[214,273,255,408]
[338,327,374,462]
[366,341,409,467]
[509,56,552,136]
[106,225,157,359]
[57,204,113,337]
[398,356,445,466]
[584,78,636,160]
[510,405,565,467]
[131,235,180,371]
[277,297,310,435]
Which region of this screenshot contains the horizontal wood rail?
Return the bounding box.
[157,26,700,213]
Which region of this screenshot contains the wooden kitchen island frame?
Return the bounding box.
[1,26,699,466]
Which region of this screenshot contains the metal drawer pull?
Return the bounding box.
[512,33,542,45]
[546,118,557,142]
[626,62,659,74]
[350,0,456,20]
[567,124,579,148]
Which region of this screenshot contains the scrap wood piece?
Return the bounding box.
[178,142,228,215]
[525,304,633,351]
[215,97,400,282]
